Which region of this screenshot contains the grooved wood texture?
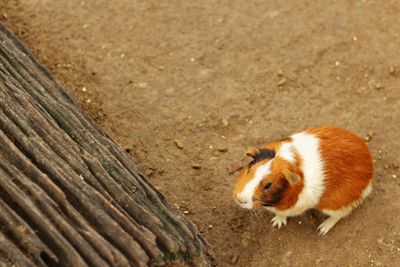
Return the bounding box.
[0,22,214,267]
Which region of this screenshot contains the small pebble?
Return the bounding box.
[228,161,243,174]
[138,82,148,88]
[231,254,239,264]
[277,78,287,86]
[218,147,228,152]
[335,61,340,66]
[147,168,154,177]
[82,86,87,92]
[174,139,184,149]
[276,70,284,76]
[364,132,375,142]
[183,210,190,214]
[165,87,175,96]
[192,163,202,169]
[375,83,384,89]
[389,66,396,75]
[368,79,377,90]
[85,99,91,103]
[393,174,397,179]
[221,118,229,127]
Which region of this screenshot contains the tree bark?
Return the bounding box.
[0,22,215,267]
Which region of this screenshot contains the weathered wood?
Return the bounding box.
[0,22,215,267]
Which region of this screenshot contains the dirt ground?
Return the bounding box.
[2,0,400,266]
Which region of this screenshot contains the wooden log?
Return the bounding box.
[0,22,215,267]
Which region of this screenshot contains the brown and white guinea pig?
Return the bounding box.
[233,125,373,235]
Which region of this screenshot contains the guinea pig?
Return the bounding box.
[233,125,373,235]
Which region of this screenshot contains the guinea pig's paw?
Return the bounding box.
[271,215,287,229]
[317,216,340,235]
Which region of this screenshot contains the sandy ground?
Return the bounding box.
[2,0,400,266]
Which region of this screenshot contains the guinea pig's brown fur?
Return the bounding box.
[233,125,373,235]
[309,127,373,211]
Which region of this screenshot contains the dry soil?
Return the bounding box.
[2,0,400,266]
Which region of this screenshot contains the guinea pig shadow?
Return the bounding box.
[302,209,328,227]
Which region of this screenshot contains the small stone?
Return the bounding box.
[165,87,175,96]
[335,61,340,66]
[231,254,239,264]
[364,132,375,142]
[220,135,226,139]
[192,163,202,169]
[276,70,284,76]
[183,210,190,214]
[147,168,154,177]
[174,139,184,149]
[375,83,384,89]
[384,164,389,169]
[227,161,243,174]
[393,174,397,179]
[208,224,213,228]
[353,36,358,41]
[368,79,377,90]
[221,118,229,127]
[82,86,87,92]
[389,66,396,75]
[85,99,92,103]
[277,78,287,86]
[138,82,148,88]
[218,147,228,152]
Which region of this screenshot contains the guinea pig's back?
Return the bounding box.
[308,126,373,211]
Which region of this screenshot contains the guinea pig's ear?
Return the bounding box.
[245,147,259,158]
[282,169,301,186]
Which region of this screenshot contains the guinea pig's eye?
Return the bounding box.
[264,182,272,190]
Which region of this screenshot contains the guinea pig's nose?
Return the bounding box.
[237,196,247,205]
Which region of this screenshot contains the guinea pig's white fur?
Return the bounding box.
[233,125,373,235]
